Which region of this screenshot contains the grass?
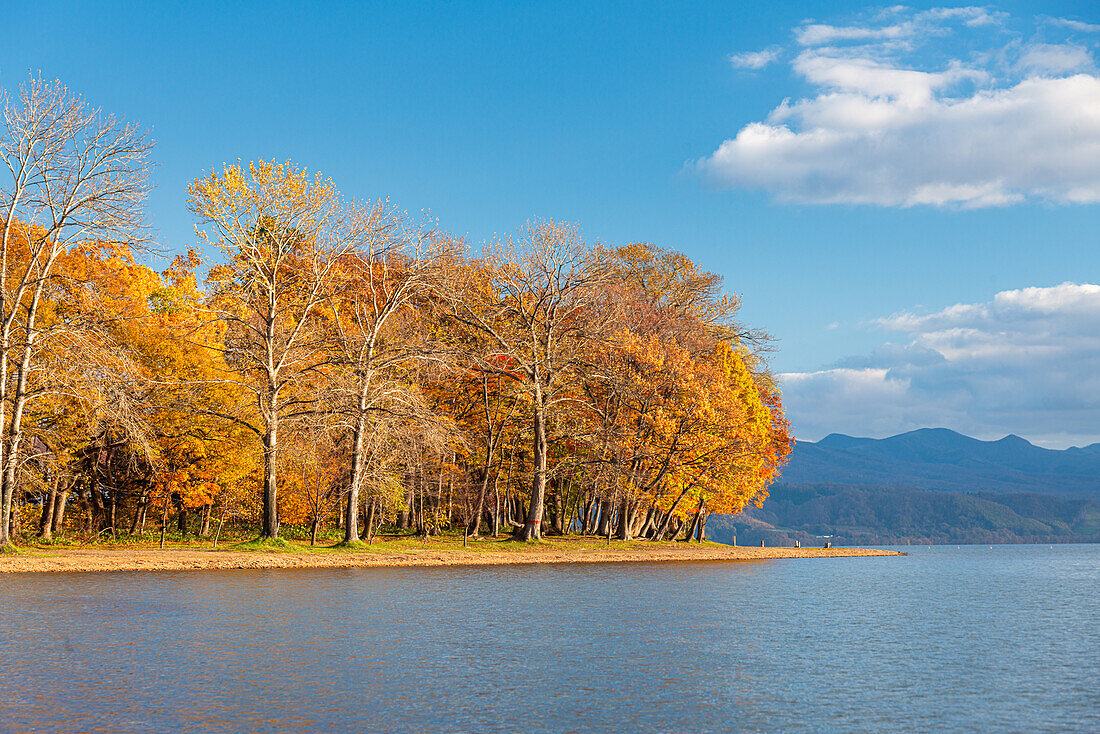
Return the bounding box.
[230,537,297,552]
[7,527,730,556]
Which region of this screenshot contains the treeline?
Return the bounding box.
[0,79,791,549]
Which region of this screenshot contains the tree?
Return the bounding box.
[0,78,151,547]
[188,160,365,539]
[579,243,791,541]
[444,221,611,540]
[324,201,452,544]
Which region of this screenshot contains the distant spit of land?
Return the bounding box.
[0,538,901,573]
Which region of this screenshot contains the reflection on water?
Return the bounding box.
[1,546,1098,733]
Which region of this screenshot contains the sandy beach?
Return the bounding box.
[0,541,902,573]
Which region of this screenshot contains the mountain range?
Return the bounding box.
[780,428,1100,496]
[709,428,1100,546]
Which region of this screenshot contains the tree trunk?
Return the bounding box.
[39,475,58,540]
[261,416,279,539]
[0,340,33,546]
[51,489,70,537]
[520,405,548,541]
[596,497,612,537]
[431,466,444,536]
[630,503,648,537]
[683,497,705,542]
[9,490,21,539]
[617,496,633,541]
[81,487,93,535]
[563,490,578,535]
[551,486,565,535]
[109,491,118,539]
[89,480,106,533]
[446,477,454,530]
[213,502,228,548]
[491,470,501,537]
[310,516,319,546]
[469,465,490,538]
[200,504,212,536]
[129,491,146,535]
[365,498,377,543]
[159,492,170,548]
[344,402,369,543]
[398,484,411,530]
[417,471,426,536]
[654,484,693,540]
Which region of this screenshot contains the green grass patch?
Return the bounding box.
[230,537,299,553]
[330,539,367,550]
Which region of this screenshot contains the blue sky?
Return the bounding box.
[5,1,1100,446]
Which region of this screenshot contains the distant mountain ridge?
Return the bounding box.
[781,428,1100,497]
[707,428,1100,545]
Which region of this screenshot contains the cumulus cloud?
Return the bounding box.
[730,47,781,70]
[698,7,1100,207]
[780,283,1100,447]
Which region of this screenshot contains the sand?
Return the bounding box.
[0,541,902,573]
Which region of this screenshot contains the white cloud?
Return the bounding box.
[1045,17,1100,34]
[794,7,1003,47]
[796,23,908,46]
[699,8,1100,207]
[1017,43,1094,74]
[730,47,781,70]
[781,283,1100,447]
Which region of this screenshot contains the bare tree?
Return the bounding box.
[0,78,151,546]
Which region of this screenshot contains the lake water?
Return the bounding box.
[1,544,1097,733]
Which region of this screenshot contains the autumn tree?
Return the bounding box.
[0,78,151,547]
[324,201,453,544]
[578,243,791,540]
[444,221,611,540]
[188,160,366,539]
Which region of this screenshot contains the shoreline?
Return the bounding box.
[0,541,902,574]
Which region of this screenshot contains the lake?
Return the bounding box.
[1,544,1097,733]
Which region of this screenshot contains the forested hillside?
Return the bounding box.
[0,79,792,549]
[709,430,1100,545]
[709,484,1100,546]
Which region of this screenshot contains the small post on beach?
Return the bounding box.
[760,540,764,547]
[795,540,800,548]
